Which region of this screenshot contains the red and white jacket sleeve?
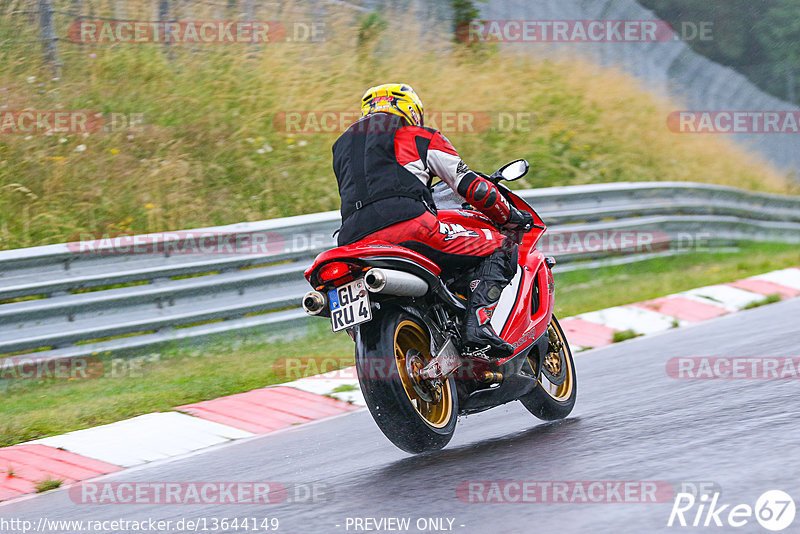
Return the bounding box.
[424,131,512,226]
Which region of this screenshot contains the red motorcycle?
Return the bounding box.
[303,160,576,453]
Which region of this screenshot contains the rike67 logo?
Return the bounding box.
[668,490,795,531]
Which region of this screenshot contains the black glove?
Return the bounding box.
[504,206,534,231]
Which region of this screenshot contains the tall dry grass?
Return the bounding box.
[0,1,795,250]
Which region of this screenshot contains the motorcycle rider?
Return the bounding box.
[332,83,533,359]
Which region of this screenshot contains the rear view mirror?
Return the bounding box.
[498,159,530,181]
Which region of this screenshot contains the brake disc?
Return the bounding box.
[542,325,567,386]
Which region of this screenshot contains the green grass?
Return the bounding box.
[0,326,354,448]
[552,242,799,318]
[743,293,783,309]
[1,241,796,448]
[0,2,796,250]
[612,330,642,343]
[331,384,359,393]
[34,478,63,493]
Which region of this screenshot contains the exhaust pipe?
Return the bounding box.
[302,290,327,316]
[364,268,429,297]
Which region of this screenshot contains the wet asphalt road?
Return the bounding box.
[2,299,799,534]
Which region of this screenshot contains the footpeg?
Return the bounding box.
[463,345,492,361]
[463,345,509,363]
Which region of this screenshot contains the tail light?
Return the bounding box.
[319,261,354,284]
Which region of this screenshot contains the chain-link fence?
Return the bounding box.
[738,62,799,107]
[470,0,800,177]
[0,0,362,73]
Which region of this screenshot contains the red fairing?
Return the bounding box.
[306,189,557,362]
[436,209,496,231]
[305,240,442,282]
[438,208,551,358]
[504,187,547,253]
[493,254,554,364]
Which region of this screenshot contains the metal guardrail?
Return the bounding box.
[1,181,799,367]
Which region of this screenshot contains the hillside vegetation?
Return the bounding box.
[0,4,794,250]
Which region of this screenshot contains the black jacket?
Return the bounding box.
[332,113,436,246]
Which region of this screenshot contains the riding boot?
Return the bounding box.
[462,242,518,359]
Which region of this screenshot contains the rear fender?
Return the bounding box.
[305,240,441,287]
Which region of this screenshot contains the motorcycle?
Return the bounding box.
[302,159,577,453]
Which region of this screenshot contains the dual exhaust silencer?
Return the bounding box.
[302,268,429,316]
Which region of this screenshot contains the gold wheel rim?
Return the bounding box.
[394,320,453,429]
[530,319,574,402]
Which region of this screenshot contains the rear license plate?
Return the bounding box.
[329,279,372,333]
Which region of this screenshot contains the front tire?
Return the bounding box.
[520,316,577,420]
[355,309,458,453]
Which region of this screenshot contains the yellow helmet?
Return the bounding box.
[361,83,424,127]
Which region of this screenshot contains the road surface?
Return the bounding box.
[3,299,799,534]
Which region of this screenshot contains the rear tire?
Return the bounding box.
[520,316,577,421]
[355,308,458,453]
